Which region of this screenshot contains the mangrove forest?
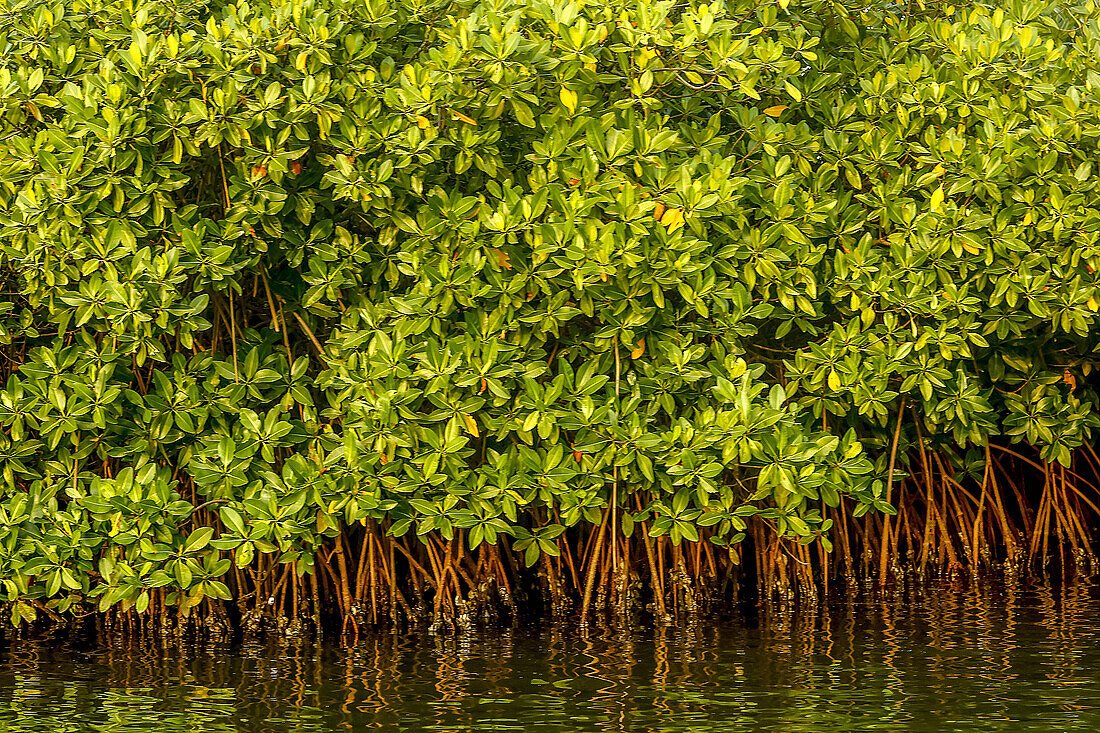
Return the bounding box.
[2,0,1100,638]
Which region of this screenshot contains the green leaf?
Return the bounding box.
[184,527,215,553]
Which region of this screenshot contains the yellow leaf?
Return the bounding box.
[827,369,841,391]
[751,28,764,36]
[660,207,684,231]
[451,111,477,125]
[778,0,790,8]
[930,185,944,211]
[784,81,802,103]
[631,338,646,359]
[763,105,787,117]
[416,115,430,129]
[962,242,981,256]
[1088,296,1099,312]
[653,202,665,221]
[932,163,946,176]
[560,87,578,114]
[295,51,309,72]
[462,413,480,438]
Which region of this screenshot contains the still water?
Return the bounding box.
[2,579,1100,732]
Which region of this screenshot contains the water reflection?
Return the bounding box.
[3,578,1100,731]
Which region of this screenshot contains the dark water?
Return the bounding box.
[3,580,1100,732]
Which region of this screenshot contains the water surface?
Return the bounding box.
[3,579,1100,731]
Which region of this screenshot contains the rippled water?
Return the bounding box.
[3,579,1100,731]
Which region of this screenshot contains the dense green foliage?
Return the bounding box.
[3,0,1100,630]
